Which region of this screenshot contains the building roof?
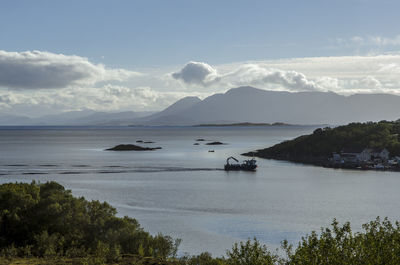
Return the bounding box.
[341,147,365,154]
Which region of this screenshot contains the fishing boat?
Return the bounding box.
[224,156,257,171]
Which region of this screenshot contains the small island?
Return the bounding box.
[243,121,400,170]
[206,141,226,145]
[194,122,293,127]
[106,144,161,151]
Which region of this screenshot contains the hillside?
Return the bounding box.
[244,121,400,165]
[133,87,400,126]
[132,96,202,125]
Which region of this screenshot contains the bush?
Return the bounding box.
[3,181,400,264]
[178,252,226,265]
[282,217,400,265]
[226,238,280,265]
[0,181,179,260]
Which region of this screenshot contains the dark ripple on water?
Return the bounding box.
[0,166,223,176]
[122,203,242,215]
[59,171,87,175]
[176,206,244,215]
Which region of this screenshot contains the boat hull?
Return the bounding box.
[224,164,257,171]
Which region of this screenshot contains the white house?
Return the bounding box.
[371,148,390,161]
[359,148,373,162]
[335,147,391,164]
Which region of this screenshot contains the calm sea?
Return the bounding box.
[1,126,400,256]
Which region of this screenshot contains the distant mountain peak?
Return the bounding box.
[132,96,202,125]
[174,96,202,103]
[226,86,261,94]
[163,96,201,110]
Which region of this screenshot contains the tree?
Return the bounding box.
[226,238,280,265]
[0,181,179,260]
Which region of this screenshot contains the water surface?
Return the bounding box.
[1,126,399,256]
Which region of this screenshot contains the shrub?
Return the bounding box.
[0,181,179,260]
[226,238,280,265]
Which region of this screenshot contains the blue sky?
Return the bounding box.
[2,0,400,67]
[1,0,400,115]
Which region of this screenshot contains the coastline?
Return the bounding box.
[243,152,400,172]
[193,122,327,127]
[243,121,400,172]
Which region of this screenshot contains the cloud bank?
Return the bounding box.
[0,50,140,89]
[0,84,198,116]
[172,61,326,91]
[223,64,320,91]
[171,55,400,95]
[2,50,400,116]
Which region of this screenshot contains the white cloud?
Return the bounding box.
[369,35,400,46]
[360,76,382,89]
[3,50,400,116]
[171,61,339,92]
[378,63,400,74]
[216,55,400,93]
[0,50,141,89]
[351,36,364,45]
[223,64,322,91]
[168,54,400,96]
[0,84,205,116]
[332,35,400,49]
[171,61,220,86]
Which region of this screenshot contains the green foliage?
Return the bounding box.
[252,121,400,162]
[178,218,400,265]
[226,238,280,265]
[178,252,226,265]
[0,181,180,260]
[282,217,400,265]
[3,181,400,264]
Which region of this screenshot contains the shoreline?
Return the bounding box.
[243,152,400,172]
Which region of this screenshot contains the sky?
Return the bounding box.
[1,0,400,116]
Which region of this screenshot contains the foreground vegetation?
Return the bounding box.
[0,181,179,264]
[244,120,400,165]
[2,182,400,264]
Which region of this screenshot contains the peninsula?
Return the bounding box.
[243,121,400,170]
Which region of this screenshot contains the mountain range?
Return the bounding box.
[2,86,400,126]
[131,86,400,126]
[0,110,153,126]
